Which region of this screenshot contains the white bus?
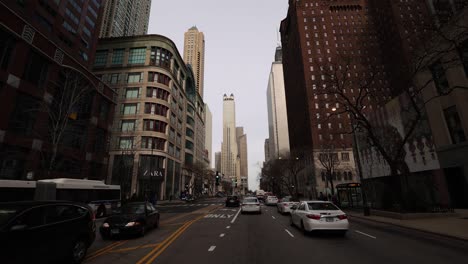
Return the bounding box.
[0,180,36,202]
[0,178,121,218]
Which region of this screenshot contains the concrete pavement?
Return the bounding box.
[346,209,468,241]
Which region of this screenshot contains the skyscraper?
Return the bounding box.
[215,152,222,173]
[221,94,239,184]
[0,0,114,181]
[183,26,206,97]
[266,46,290,160]
[205,104,213,167]
[236,127,248,180]
[99,0,151,38]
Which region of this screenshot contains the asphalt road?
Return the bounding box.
[85,199,468,264]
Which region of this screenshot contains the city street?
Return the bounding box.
[85,198,468,264]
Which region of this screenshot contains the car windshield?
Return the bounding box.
[0,206,20,226]
[120,204,145,214]
[228,196,238,200]
[243,198,258,203]
[307,203,339,211]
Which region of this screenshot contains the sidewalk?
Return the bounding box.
[346,209,468,241]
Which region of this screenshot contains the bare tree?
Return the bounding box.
[317,144,340,196]
[39,68,94,177]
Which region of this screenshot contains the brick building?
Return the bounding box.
[0,0,115,181]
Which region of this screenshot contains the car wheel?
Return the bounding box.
[70,239,88,264]
[140,226,146,237]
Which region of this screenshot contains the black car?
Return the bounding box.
[225,196,240,207]
[0,201,96,264]
[100,202,160,238]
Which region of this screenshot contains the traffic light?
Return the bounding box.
[215,171,220,186]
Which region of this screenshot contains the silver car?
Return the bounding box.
[290,201,349,236]
[277,196,298,214]
[241,197,261,214]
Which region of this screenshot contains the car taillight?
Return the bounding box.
[91,211,96,221]
[306,214,321,220]
[283,203,289,206]
[255,203,260,206]
[337,214,348,220]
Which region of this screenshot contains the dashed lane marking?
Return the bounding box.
[285,229,295,238]
[230,208,242,224]
[226,226,231,229]
[220,233,225,237]
[208,246,216,252]
[355,230,377,239]
[272,216,276,219]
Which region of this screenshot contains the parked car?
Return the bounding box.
[264,195,279,206]
[0,201,96,264]
[240,197,261,214]
[290,201,349,236]
[277,196,299,214]
[100,202,159,239]
[225,196,240,207]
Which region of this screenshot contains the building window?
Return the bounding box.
[127,72,142,83]
[144,103,169,117]
[94,50,108,66]
[148,72,171,86]
[444,106,466,144]
[112,49,125,65]
[99,100,110,120]
[125,88,140,99]
[143,119,167,133]
[141,137,166,150]
[121,120,136,132]
[429,60,449,95]
[128,48,146,64]
[150,47,173,69]
[110,73,120,84]
[122,103,138,115]
[119,137,134,149]
[23,51,49,87]
[0,29,15,70]
[147,87,170,101]
[8,94,39,135]
[341,152,350,161]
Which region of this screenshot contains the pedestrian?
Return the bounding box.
[319,192,325,201]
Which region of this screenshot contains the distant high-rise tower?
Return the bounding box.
[205,104,213,167]
[100,0,151,38]
[266,46,290,160]
[221,94,239,183]
[183,26,206,97]
[215,152,222,173]
[236,127,248,181]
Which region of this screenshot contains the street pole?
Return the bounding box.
[352,123,370,216]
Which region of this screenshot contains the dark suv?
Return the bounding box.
[0,201,96,264]
[226,196,240,207]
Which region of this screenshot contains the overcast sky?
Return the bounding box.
[148,0,289,190]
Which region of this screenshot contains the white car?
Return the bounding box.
[241,197,261,214]
[277,196,298,214]
[290,201,349,235]
[264,195,279,205]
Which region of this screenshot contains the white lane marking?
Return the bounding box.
[226,226,231,229]
[285,229,295,238]
[272,216,276,219]
[220,233,225,237]
[231,208,242,224]
[355,230,377,239]
[208,246,216,252]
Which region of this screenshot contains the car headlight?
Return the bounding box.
[102,223,110,228]
[125,221,140,227]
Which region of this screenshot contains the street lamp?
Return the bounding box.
[332,107,370,215]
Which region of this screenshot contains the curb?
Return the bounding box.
[348,213,468,242]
